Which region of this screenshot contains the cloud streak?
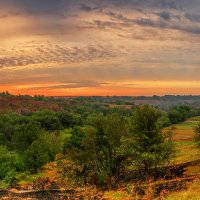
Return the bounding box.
[0,44,118,69]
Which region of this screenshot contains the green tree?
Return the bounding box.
[24,132,62,173]
[131,105,175,176]
[58,111,81,128]
[32,111,63,131]
[168,109,183,124]
[158,112,171,127]
[0,146,24,180]
[24,140,50,173]
[63,114,133,185]
[194,123,200,148]
[0,112,18,147]
[12,121,41,152]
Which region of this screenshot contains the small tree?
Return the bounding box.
[24,132,62,173]
[12,121,41,153]
[132,105,175,176]
[24,140,50,173]
[168,109,183,124]
[0,146,24,181]
[194,123,200,148]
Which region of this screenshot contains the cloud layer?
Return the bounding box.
[1,0,200,95]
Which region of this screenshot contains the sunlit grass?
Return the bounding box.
[174,141,199,164]
[190,116,200,121]
[103,190,132,200]
[170,117,200,163]
[164,117,200,199]
[16,172,44,186]
[165,179,200,200]
[0,181,9,189]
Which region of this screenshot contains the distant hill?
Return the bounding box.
[0,96,62,114]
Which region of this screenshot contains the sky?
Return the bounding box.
[0,0,200,96]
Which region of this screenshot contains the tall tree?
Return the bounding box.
[131,105,175,176]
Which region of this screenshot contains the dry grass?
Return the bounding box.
[164,117,200,199]
[172,118,199,142]
[167,117,200,163]
[165,179,200,200]
[175,141,199,163]
[103,190,132,200]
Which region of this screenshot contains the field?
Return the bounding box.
[173,117,200,142]
[173,117,200,163]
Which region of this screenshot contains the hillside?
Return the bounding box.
[0,96,200,199]
[0,96,62,114]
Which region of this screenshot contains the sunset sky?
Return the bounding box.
[1,0,200,96]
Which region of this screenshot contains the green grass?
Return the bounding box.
[174,117,200,127]
[16,172,44,186]
[0,181,9,189]
[0,172,45,189]
[190,116,200,121]
[172,118,200,163]
[173,120,199,130]
[175,141,199,163]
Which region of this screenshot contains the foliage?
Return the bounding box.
[1,95,197,189]
[0,146,24,181]
[12,120,41,152]
[168,105,196,125]
[31,111,63,131]
[3,170,18,188]
[24,132,62,173]
[24,140,51,173]
[58,111,81,128]
[62,114,133,185]
[131,105,176,175]
[194,123,200,149]
[168,109,183,124]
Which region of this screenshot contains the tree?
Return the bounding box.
[24,140,50,173]
[158,112,171,127]
[194,123,200,148]
[24,132,62,173]
[0,146,24,180]
[63,114,133,186]
[0,112,18,147]
[58,111,81,128]
[12,121,41,152]
[131,105,175,176]
[31,111,63,131]
[168,109,183,124]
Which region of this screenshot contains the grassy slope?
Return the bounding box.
[164,117,200,200]
[165,179,200,200]
[104,117,200,200]
[170,117,200,163]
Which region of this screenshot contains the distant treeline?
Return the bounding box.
[2,91,200,102]
[73,95,200,104]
